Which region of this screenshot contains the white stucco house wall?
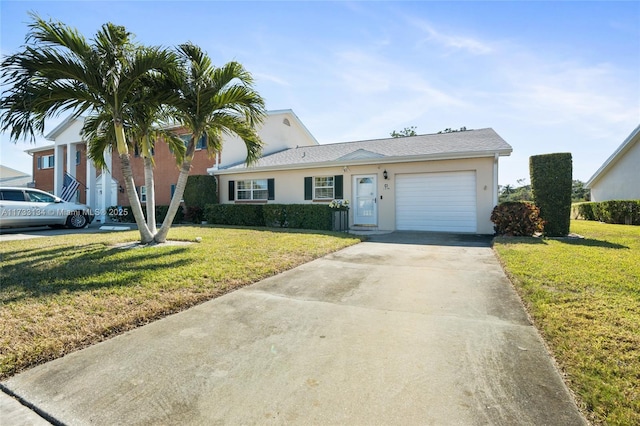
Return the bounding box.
[212,129,512,234]
[586,124,640,201]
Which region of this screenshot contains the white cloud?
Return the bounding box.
[407,18,494,55]
[254,72,291,87]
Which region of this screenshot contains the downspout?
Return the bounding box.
[493,153,499,206]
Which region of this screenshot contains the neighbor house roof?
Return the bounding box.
[586,124,640,188]
[215,128,512,174]
[0,165,32,187]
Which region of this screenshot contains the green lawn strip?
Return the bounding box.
[0,226,361,379]
[493,221,640,425]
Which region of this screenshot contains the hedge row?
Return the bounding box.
[204,204,335,230]
[107,205,185,224]
[575,200,640,225]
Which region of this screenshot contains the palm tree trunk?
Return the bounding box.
[143,156,157,234]
[154,143,195,243]
[114,121,154,243]
[120,153,154,243]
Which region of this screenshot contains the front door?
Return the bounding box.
[353,175,377,226]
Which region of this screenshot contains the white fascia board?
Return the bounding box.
[586,124,640,188]
[24,144,56,155]
[209,149,512,176]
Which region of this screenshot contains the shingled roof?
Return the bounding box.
[217,128,511,173]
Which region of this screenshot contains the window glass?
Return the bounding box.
[1,190,25,201]
[237,179,268,200]
[39,154,54,169]
[180,134,207,150]
[139,186,147,202]
[27,190,56,203]
[314,176,334,199]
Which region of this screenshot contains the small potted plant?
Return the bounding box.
[329,199,349,231]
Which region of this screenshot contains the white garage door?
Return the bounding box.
[396,171,477,232]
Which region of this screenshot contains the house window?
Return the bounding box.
[180,134,207,150]
[38,154,55,170]
[169,184,185,202]
[138,186,147,202]
[237,179,269,200]
[228,179,274,201]
[305,175,343,201]
[75,150,81,165]
[314,176,334,199]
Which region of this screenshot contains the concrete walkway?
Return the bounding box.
[1,232,586,425]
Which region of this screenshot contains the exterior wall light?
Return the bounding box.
[383,170,388,180]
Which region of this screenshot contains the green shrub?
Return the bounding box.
[204,204,265,226]
[183,175,217,223]
[205,204,334,230]
[530,153,573,236]
[577,200,640,225]
[490,202,545,236]
[574,202,595,220]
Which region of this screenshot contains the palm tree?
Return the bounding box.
[83,80,186,234]
[152,43,266,243]
[0,14,177,243]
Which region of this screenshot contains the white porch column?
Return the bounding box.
[98,149,113,223]
[86,158,97,211]
[493,153,499,207]
[54,144,65,196]
[66,143,77,179]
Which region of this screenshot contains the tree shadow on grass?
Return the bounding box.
[494,235,628,249]
[1,243,192,304]
[550,237,629,249]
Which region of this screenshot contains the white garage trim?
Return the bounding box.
[396,171,477,232]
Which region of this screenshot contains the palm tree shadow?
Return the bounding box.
[1,244,192,304]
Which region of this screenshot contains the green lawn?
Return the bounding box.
[493,221,640,426]
[0,226,361,379]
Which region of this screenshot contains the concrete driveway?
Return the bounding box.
[1,232,586,425]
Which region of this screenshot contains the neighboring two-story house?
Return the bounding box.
[26,110,318,222]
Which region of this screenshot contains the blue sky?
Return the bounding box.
[1,1,639,186]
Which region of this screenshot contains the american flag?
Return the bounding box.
[60,172,80,202]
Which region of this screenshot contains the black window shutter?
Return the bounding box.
[267,178,275,200]
[304,177,312,200]
[334,175,344,199]
[228,180,235,201]
[37,156,42,170]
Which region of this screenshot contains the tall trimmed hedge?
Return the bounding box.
[530,153,572,236]
[204,204,334,231]
[183,175,218,223]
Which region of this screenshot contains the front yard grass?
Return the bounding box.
[493,221,639,425]
[0,226,361,379]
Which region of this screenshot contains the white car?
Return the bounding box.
[0,187,94,229]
